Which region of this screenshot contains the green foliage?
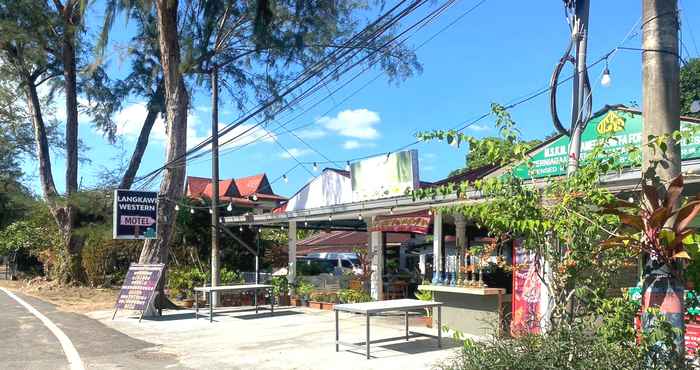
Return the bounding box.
[439,297,691,370]
[80,226,143,287]
[295,279,314,299]
[310,292,338,303]
[168,266,207,299]
[449,137,542,177]
[271,276,289,296]
[681,58,700,117]
[338,289,371,304]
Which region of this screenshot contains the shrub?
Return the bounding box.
[338,289,371,304]
[271,276,289,296]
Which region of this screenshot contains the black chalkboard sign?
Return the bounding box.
[112,263,165,321]
[113,190,158,239]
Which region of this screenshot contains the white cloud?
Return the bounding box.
[115,103,274,150]
[279,147,312,159]
[296,128,327,140]
[317,108,380,139]
[342,140,375,150]
[468,123,490,132]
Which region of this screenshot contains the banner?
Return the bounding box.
[113,263,164,320]
[350,150,419,201]
[113,189,158,239]
[511,241,543,335]
[368,210,431,234]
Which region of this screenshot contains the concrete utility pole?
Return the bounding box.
[566,0,590,175]
[211,66,221,306]
[641,0,683,354]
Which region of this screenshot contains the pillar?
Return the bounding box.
[432,210,443,284]
[287,221,297,288]
[369,217,384,300]
[455,214,467,284]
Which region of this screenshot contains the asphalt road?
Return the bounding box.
[0,289,187,370]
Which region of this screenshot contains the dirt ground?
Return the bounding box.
[0,278,120,313]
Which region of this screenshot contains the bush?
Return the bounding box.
[271,276,289,296]
[80,227,142,287]
[338,289,371,304]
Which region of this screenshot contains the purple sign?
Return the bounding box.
[114,264,164,316]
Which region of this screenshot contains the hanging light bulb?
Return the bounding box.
[691,100,700,113]
[190,208,195,214]
[313,162,319,171]
[227,203,233,212]
[601,60,612,87]
[252,194,258,201]
[281,225,285,230]
[175,204,180,211]
[239,226,243,232]
[428,209,433,216]
[209,209,213,214]
[389,207,394,215]
[345,161,351,171]
[328,215,333,221]
[304,221,308,227]
[628,196,634,203]
[358,213,363,220]
[283,174,288,183]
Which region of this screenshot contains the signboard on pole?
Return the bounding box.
[113,190,158,239]
[512,108,700,180]
[112,263,164,321]
[350,150,419,201]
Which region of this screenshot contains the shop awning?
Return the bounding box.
[368,210,432,234]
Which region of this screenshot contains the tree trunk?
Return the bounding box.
[58,2,82,283]
[139,0,188,265]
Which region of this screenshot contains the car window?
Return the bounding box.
[341,260,353,268]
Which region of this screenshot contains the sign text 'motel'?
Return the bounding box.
[113,190,158,239]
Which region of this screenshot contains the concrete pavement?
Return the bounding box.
[91,306,461,370]
[0,289,187,369]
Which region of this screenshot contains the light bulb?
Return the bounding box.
[601,67,612,87]
[389,207,394,215]
[283,174,288,183]
[358,213,363,220]
[239,226,243,232]
[428,209,433,216]
[175,204,180,211]
[313,162,318,171]
[227,203,233,212]
[252,194,258,201]
[190,208,195,214]
[345,161,351,171]
[691,100,700,113]
[304,221,308,227]
[209,209,213,214]
[281,225,285,230]
[328,215,333,221]
[628,197,634,203]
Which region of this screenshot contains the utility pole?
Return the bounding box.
[566,0,590,175]
[211,66,221,307]
[641,0,683,355]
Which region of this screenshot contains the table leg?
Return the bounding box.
[366,314,371,359]
[270,288,274,315]
[437,306,442,348]
[255,288,258,314]
[405,311,409,341]
[194,290,198,320]
[335,310,339,352]
[209,291,213,323]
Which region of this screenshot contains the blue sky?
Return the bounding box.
[21,0,700,197]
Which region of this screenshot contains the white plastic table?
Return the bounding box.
[194,284,274,322]
[333,299,443,359]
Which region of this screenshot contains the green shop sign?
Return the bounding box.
[513,109,700,180]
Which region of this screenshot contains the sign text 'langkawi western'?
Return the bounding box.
[113,190,158,239]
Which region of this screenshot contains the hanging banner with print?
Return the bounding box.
[511,241,544,335]
[113,190,158,239]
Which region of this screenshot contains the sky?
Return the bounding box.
[19,0,700,198]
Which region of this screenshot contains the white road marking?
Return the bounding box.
[1,287,85,370]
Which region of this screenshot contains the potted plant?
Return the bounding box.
[272,276,290,306]
[297,279,314,307]
[414,289,433,328]
[321,293,338,310]
[308,292,324,309]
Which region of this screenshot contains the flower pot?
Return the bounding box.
[322,302,335,311]
[290,297,300,306]
[309,301,323,310]
[242,295,253,306]
[278,295,290,306]
[182,298,194,308]
[421,316,433,328]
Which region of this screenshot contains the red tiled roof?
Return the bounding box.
[185,174,286,205]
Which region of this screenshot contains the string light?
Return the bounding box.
[252,194,258,201]
[190,208,195,214]
[304,221,308,227]
[328,215,333,221]
[345,161,351,171]
[283,174,288,183]
[358,213,363,220]
[239,226,243,232]
[428,209,433,216]
[389,207,394,215]
[175,204,180,211]
[313,162,319,171]
[209,209,213,214]
[227,203,233,212]
[601,58,612,87]
[281,225,285,230]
